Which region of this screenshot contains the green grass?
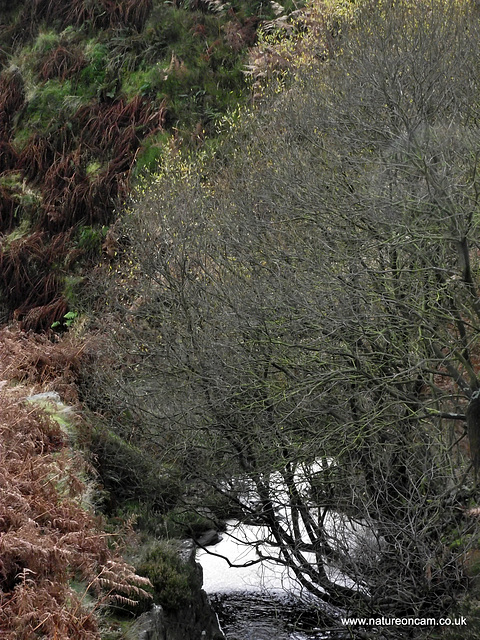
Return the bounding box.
[22,79,82,132]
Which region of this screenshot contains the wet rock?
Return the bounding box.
[195,529,223,547]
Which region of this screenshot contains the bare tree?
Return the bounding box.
[90,0,480,631]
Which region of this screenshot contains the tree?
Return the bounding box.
[89,0,480,631]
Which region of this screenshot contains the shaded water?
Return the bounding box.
[210,592,348,640]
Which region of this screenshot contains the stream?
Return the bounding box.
[196,520,352,640]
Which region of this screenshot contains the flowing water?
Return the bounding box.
[208,592,348,640]
[197,521,351,640]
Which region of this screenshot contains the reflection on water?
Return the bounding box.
[210,592,346,640]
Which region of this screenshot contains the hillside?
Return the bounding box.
[0,0,293,330]
[0,327,155,638]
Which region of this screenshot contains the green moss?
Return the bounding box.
[121,66,165,99]
[85,161,103,177]
[97,615,136,640]
[1,218,31,249]
[0,171,23,190]
[0,174,42,212]
[22,79,82,132]
[11,127,32,151]
[32,30,59,55]
[86,424,182,515]
[80,41,108,85]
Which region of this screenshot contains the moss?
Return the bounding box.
[0,171,23,190]
[79,41,108,86]
[11,127,32,151]
[1,218,32,249]
[121,66,164,100]
[85,424,182,515]
[22,79,81,132]
[0,174,42,213]
[85,161,102,177]
[97,615,136,640]
[25,392,77,440]
[63,275,84,307]
[32,30,60,55]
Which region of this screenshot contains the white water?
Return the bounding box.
[196,465,379,639]
[197,520,310,596]
[196,521,343,640]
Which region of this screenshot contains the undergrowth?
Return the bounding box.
[0,327,152,639]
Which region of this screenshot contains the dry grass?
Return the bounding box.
[26,0,153,31]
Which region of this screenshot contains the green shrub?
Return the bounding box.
[136,542,198,610]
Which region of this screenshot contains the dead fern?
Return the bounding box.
[0,326,84,400]
[0,231,66,310]
[19,297,69,333]
[0,139,19,173]
[28,0,153,31]
[0,66,25,136]
[74,96,165,156]
[18,134,57,185]
[0,186,16,232]
[0,337,153,638]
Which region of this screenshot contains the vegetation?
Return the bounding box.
[0,327,152,639]
[0,0,293,331]
[84,0,480,634]
[4,0,480,637]
[136,542,200,611]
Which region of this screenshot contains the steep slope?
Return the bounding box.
[0,0,292,330]
[0,327,152,639]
